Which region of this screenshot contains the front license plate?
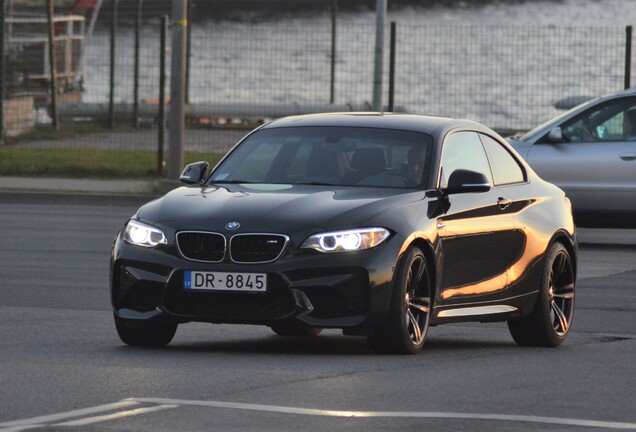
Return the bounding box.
[184,271,267,292]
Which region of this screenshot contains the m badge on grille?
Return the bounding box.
[225,222,240,230]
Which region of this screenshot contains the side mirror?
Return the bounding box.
[445,169,491,195]
[548,127,563,143]
[179,161,209,184]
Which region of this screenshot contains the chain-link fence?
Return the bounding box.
[1,0,634,178]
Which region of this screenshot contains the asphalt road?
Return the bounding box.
[1,196,635,432]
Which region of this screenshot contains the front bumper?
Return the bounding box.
[110,232,401,332]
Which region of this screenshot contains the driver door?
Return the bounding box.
[437,131,517,306]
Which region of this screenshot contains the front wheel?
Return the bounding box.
[114,313,177,347]
[368,247,432,354]
[508,242,575,347]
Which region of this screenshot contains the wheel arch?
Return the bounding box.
[548,229,578,279]
[404,237,437,302]
[368,237,435,354]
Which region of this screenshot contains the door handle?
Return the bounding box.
[497,197,512,210]
[620,153,636,161]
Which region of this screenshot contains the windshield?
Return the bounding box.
[209,126,434,189]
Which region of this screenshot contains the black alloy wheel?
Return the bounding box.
[368,246,432,354]
[114,313,178,347]
[508,242,575,347]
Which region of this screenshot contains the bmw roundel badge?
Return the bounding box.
[225,221,240,230]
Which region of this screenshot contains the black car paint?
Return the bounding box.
[111,113,577,346]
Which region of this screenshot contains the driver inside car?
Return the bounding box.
[405,145,427,185]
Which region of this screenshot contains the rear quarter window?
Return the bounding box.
[480,134,526,185]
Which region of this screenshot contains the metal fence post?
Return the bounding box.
[133,0,143,127]
[625,25,632,90]
[388,21,396,112]
[372,0,386,111]
[158,16,167,176]
[167,0,187,180]
[0,0,5,140]
[47,0,59,129]
[185,0,192,104]
[109,0,118,129]
[330,0,337,104]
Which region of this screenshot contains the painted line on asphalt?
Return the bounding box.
[130,397,636,430]
[56,404,178,427]
[0,400,139,430]
[0,402,177,432]
[3,398,636,431]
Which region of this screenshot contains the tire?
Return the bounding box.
[270,321,322,337]
[368,246,432,354]
[508,242,575,347]
[114,313,177,347]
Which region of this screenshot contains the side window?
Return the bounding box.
[440,131,492,188]
[479,134,526,186]
[617,108,636,141]
[561,116,594,142]
[558,98,636,143]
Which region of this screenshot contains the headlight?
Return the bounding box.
[124,220,167,248]
[301,228,390,253]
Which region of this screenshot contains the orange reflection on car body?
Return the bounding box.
[440,196,574,301]
[441,272,508,300]
[440,207,513,299]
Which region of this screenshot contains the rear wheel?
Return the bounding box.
[368,246,432,354]
[508,242,575,347]
[114,313,177,347]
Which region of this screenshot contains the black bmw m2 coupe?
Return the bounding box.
[111,113,577,354]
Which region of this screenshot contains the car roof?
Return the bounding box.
[259,112,495,139]
[612,87,636,97]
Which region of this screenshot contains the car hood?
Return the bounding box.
[137,183,426,233]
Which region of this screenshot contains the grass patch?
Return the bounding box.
[0,148,226,179]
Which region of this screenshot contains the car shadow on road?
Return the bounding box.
[111,332,519,356]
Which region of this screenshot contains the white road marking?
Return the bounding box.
[0,400,139,429]
[130,397,636,430]
[56,404,178,426]
[2,397,636,431]
[0,426,39,432]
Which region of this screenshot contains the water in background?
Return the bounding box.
[81,0,636,131]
